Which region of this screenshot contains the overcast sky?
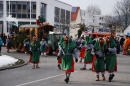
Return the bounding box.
[60,0,120,15]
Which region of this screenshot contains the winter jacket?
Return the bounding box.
[0,37,3,45]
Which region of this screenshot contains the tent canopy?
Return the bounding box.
[124,25,130,35]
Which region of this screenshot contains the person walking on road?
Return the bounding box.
[105,36,117,82]
[0,34,3,56]
[78,37,85,63]
[57,36,64,70]
[29,37,41,69]
[91,37,106,81]
[80,36,93,70]
[57,36,78,83]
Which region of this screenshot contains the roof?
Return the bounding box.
[19,24,38,28]
[82,32,110,36]
[124,25,130,35]
[71,7,80,21]
[19,24,54,29]
[55,0,72,6]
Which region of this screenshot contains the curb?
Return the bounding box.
[0,59,28,71]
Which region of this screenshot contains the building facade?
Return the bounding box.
[0,0,72,36]
[70,7,81,38]
[80,9,94,27]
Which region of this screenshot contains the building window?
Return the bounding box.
[99,23,102,25]
[60,9,65,24]
[99,17,103,20]
[31,22,36,24]
[0,1,3,18]
[54,7,60,23]
[66,10,70,24]
[6,1,36,19]
[31,2,36,19]
[40,3,46,20]
[0,21,3,33]
[18,22,30,25]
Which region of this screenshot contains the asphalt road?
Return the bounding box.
[0,47,130,86]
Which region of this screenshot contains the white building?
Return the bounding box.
[0,0,72,36]
[70,7,81,38]
[80,9,94,27]
[93,15,106,32]
[78,10,107,33]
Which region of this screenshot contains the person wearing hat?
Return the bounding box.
[57,36,78,83]
[123,35,129,55]
[78,36,85,63]
[91,37,106,81]
[29,37,41,69]
[57,36,64,70]
[80,36,93,70]
[105,36,117,82]
[40,38,47,57]
[22,37,30,55]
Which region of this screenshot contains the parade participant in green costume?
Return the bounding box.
[91,37,105,81]
[79,36,86,63]
[30,37,41,69]
[57,36,78,83]
[80,36,93,70]
[105,36,117,82]
[57,36,64,70]
[40,38,47,57]
[22,37,30,55]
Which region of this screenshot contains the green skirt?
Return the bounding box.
[84,50,92,64]
[62,55,73,70]
[93,58,105,72]
[31,51,40,63]
[106,54,117,72]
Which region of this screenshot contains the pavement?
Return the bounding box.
[0,47,130,86]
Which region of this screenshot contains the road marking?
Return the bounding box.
[15,70,79,86]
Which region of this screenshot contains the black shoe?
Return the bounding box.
[64,78,69,83]
[58,65,61,70]
[111,74,115,80]
[109,74,115,82]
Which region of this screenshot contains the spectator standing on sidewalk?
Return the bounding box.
[0,34,3,56]
[22,37,30,55]
[120,36,125,52]
[40,38,47,57]
[2,33,7,46]
[6,36,12,53]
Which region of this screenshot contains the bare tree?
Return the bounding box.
[86,5,101,15]
[114,0,130,29]
[104,15,122,34]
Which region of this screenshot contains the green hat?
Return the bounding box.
[85,36,93,44]
[88,37,93,44]
[85,36,89,44]
[61,38,76,52]
[93,41,100,50]
[58,36,64,45]
[68,38,76,52]
[110,36,116,48]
